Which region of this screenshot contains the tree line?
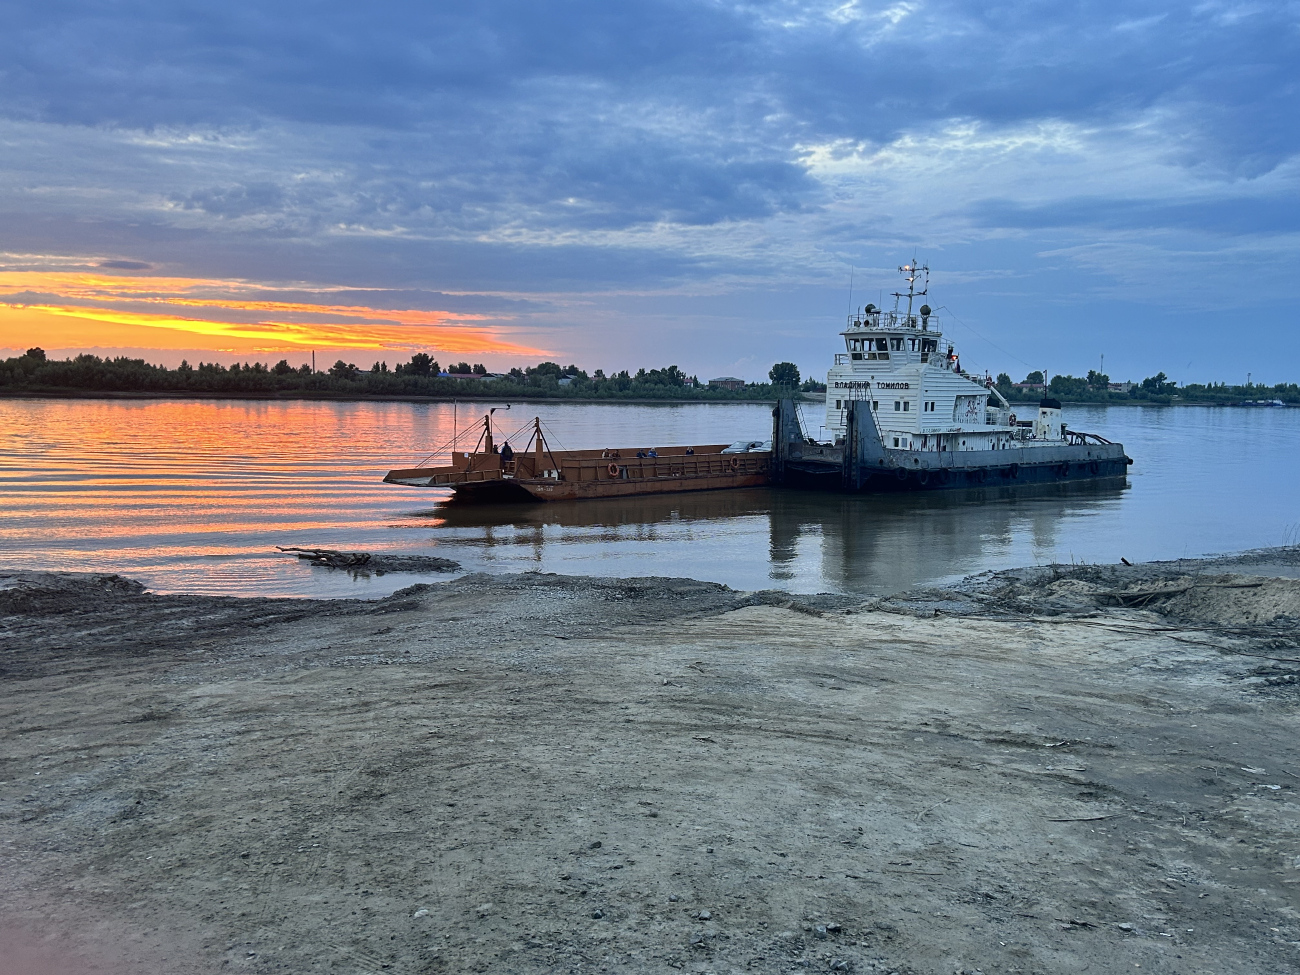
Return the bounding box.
[993,370,1299,406]
[0,349,825,401]
[3,348,1291,405]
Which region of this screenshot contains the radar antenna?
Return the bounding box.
[891,259,929,320]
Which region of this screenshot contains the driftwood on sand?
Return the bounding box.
[275,546,459,574]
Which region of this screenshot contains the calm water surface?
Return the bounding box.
[1,398,1296,597]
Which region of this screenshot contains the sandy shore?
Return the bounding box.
[3,553,1299,974]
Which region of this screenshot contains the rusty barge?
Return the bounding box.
[384,414,772,502]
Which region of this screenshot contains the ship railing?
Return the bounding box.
[845,311,943,330]
[1066,430,1114,446]
[568,452,773,483]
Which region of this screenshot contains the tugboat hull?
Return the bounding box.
[772,399,1132,493]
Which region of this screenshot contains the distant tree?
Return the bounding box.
[769,361,800,386]
[1140,372,1177,395]
[1023,370,1044,385]
[452,361,472,374]
[273,359,294,375]
[526,362,563,385]
[329,360,360,380]
[407,352,434,376]
[25,347,45,361]
[1048,374,1088,398]
[177,359,193,373]
[995,372,1012,389]
[1086,369,1110,388]
[593,368,606,380]
[472,363,487,375]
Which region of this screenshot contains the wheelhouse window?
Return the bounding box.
[889,337,904,351]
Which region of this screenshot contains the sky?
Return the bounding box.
[1,0,1297,385]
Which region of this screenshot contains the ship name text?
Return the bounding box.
[832,381,911,390]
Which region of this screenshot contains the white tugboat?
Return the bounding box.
[771,263,1132,490]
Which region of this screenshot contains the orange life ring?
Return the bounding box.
[1008,413,1017,425]
[729,456,740,471]
[607,463,620,477]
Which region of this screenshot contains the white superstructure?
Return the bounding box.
[823,263,1062,452]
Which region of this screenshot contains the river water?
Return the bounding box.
[1,397,1296,598]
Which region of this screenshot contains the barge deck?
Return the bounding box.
[384,416,771,502]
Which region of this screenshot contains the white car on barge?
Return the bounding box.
[771,263,1132,490]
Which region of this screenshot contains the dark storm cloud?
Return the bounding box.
[10,4,1296,136]
[4,0,1298,232]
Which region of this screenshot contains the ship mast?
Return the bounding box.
[891,260,929,319]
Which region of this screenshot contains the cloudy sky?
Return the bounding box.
[1,0,1297,384]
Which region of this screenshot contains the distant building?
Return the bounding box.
[682,377,696,388]
[709,376,745,391]
[441,371,479,380]
[1108,382,1134,393]
[1012,382,1045,391]
[558,376,573,387]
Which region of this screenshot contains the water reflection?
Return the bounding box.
[2,397,1292,599]
[421,477,1128,594]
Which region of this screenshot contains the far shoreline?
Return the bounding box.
[0,386,1290,408]
[0,386,817,407]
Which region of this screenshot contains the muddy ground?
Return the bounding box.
[2,552,1300,975]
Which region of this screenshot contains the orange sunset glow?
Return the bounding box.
[0,268,548,359]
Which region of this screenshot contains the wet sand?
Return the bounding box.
[2,552,1299,974]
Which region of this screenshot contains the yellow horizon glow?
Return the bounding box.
[0,269,549,358]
